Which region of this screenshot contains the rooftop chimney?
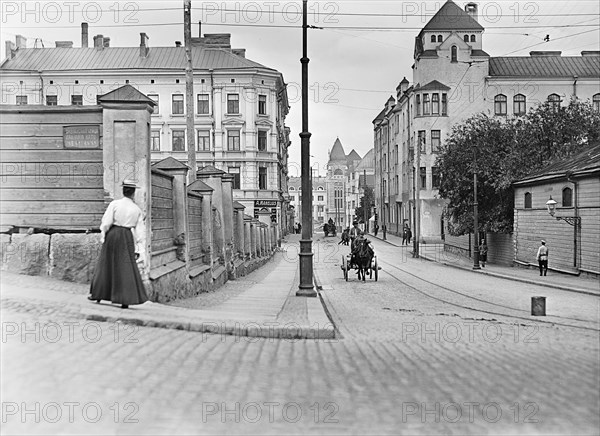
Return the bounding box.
[5,41,16,59]
[81,22,88,47]
[15,35,27,49]
[530,51,562,57]
[465,3,478,22]
[232,48,246,58]
[140,33,149,57]
[175,41,181,47]
[55,41,74,48]
[93,34,104,49]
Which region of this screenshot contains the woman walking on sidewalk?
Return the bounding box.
[89,180,148,309]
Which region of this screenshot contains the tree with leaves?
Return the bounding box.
[355,186,374,224]
[436,99,600,236]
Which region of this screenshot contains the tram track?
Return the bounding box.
[378,258,600,332]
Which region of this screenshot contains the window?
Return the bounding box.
[464,35,469,43]
[258,95,267,114]
[227,94,239,114]
[431,130,441,152]
[151,130,160,151]
[71,95,83,106]
[431,35,436,43]
[172,94,184,114]
[432,167,440,189]
[227,130,240,151]
[258,130,267,151]
[548,94,561,112]
[562,187,573,207]
[416,95,421,116]
[442,93,448,115]
[148,94,159,114]
[593,93,600,112]
[290,195,295,201]
[229,167,240,189]
[451,45,457,62]
[470,35,476,42]
[432,93,440,114]
[46,95,57,106]
[197,94,209,114]
[524,192,532,209]
[317,186,324,190]
[289,186,295,191]
[259,167,267,190]
[172,130,185,151]
[418,130,426,152]
[514,94,526,115]
[318,195,324,201]
[423,94,430,115]
[197,130,210,151]
[437,35,443,43]
[16,95,27,105]
[494,94,507,115]
[420,167,427,189]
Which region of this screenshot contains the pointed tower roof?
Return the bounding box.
[422,0,483,32]
[356,148,374,171]
[328,138,346,165]
[347,149,362,163]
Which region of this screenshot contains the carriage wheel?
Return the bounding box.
[374,257,379,281]
[342,256,348,281]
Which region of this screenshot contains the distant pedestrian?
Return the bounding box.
[479,239,488,267]
[374,223,379,237]
[404,226,412,245]
[297,222,302,234]
[536,240,549,276]
[89,180,148,309]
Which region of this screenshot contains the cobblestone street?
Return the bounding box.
[2,237,599,435]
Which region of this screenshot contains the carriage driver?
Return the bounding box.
[349,220,363,249]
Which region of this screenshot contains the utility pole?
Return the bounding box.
[472,145,481,269]
[363,169,368,233]
[413,135,421,258]
[184,0,196,184]
[297,0,315,297]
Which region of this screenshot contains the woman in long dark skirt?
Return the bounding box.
[89,180,148,308]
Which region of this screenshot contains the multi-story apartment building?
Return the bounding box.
[288,175,327,226]
[1,28,291,235]
[373,0,600,241]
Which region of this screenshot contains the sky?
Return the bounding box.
[1,1,599,176]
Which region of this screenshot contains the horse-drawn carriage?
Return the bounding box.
[323,222,337,237]
[341,236,379,281]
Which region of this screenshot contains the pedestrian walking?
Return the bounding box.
[405,226,412,245]
[297,222,302,234]
[374,223,379,237]
[479,239,488,267]
[89,180,148,309]
[536,240,549,276]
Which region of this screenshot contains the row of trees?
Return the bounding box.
[436,100,600,235]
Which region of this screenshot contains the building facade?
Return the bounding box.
[1,29,291,237]
[373,0,600,242]
[288,176,327,226]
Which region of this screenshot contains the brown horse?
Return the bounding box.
[351,238,374,281]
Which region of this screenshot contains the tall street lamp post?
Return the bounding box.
[297,0,316,297]
[472,145,481,270]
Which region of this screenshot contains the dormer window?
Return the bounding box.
[451,46,457,62]
[431,35,436,43]
[437,35,443,43]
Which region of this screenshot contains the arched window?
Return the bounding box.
[317,186,324,191]
[334,169,343,176]
[548,93,561,112]
[593,93,600,112]
[437,35,443,43]
[524,192,532,209]
[494,94,507,115]
[289,186,295,191]
[513,94,526,115]
[470,34,476,42]
[562,187,573,207]
[451,46,457,62]
[431,35,436,43]
[464,35,469,42]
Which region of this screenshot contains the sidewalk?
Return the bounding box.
[0,235,335,339]
[369,231,599,296]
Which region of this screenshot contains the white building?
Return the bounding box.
[373,0,600,241]
[1,29,291,234]
[288,176,327,225]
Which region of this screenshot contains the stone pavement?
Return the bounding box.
[0,235,334,339]
[369,232,599,296]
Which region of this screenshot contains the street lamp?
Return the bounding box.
[472,145,481,270]
[297,0,316,297]
[545,195,581,269]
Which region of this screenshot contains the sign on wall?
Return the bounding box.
[63,125,101,149]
